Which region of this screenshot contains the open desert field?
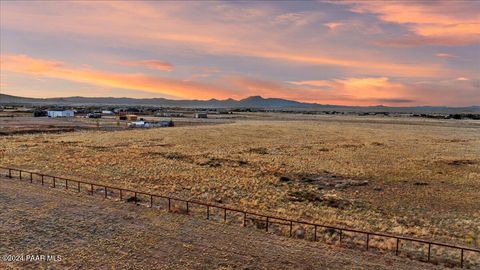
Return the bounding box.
[2,115,479,257]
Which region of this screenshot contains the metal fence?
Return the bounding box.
[1,166,479,268]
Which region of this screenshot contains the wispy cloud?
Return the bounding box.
[289,77,412,105]
[324,22,344,31]
[436,53,456,58]
[275,12,318,27]
[289,77,480,106]
[1,54,238,99]
[115,60,174,71]
[0,1,450,77]
[2,54,479,106]
[341,0,480,46]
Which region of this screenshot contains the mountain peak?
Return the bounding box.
[241,96,265,101]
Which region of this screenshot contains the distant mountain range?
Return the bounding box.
[0,94,315,107]
[1,93,479,113]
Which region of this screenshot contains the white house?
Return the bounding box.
[47,110,75,118]
[160,112,183,117]
[194,113,208,118]
[128,120,174,128]
[128,121,145,128]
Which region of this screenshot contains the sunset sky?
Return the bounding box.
[1,1,479,106]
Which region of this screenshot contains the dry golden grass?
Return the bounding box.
[2,115,479,249]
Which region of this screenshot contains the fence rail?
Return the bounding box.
[1,166,478,268]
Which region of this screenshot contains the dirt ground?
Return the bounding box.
[0,177,448,270]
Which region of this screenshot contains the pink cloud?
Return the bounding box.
[435,53,455,58]
[1,54,239,99]
[116,60,174,71]
[0,1,451,77]
[2,54,478,106]
[289,77,480,106]
[342,0,480,46]
[324,22,344,31]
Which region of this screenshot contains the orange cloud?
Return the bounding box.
[116,60,173,71]
[228,76,418,106]
[1,54,237,99]
[290,77,480,106]
[343,0,480,46]
[324,22,344,31]
[3,54,478,106]
[290,77,413,105]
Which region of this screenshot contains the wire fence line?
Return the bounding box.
[1,166,478,269]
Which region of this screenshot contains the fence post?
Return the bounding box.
[53,177,56,188]
[243,212,247,227]
[30,172,33,183]
[265,217,269,232]
[90,184,93,195]
[8,169,11,178]
[168,198,171,211]
[120,189,123,200]
[134,192,137,204]
[339,230,343,243]
[104,186,107,198]
[77,181,80,192]
[314,226,317,241]
[186,201,189,214]
[65,179,68,189]
[428,243,431,262]
[290,221,293,237]
[224,208,227,222]
[206,206,210,220]
[150,195,153,208]
[396,238,400,256]
[460,249,464,268]
[19,171,22,180]
[41,175,44,186]
[366,233,370,250]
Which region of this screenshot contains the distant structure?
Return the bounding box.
[87,113,102,119]
[216,109,231,114]
[194,113,208,118]
[33,110,48,117]
[47,110,74,118]
[127,115,138,121]
[160,112,184,117]
[101,110,113,115]
[128,120,174,128]
[117,114,138,121]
